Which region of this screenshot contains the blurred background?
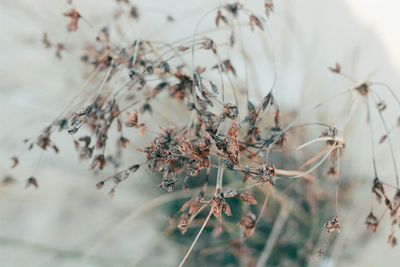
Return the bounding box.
[1,0,399,266]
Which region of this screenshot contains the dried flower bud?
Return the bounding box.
[326,166,336,176]
[108,188,115,197]
[10,156,19,168]
[26,177,38,189]
[372,177,385,203]
[159,179,175,192]
[42,33,52,48]
[355,83,369,96]
[239,211,256,237]
[328,63,341,74]
[365,212,379,233]
[181,192,204,215]
[215,10,228,27]
[314,248,324,261]
[63,9,81,32]
[239,193,258,205]
[178,213,190,234]
[2,176,16,186]
[222,202,232,216]
[224,103,239,120]
[96,180,105,189]
[391,190,400,216]
[379,134,388,144]
[264,0,274,17]
[222,189,238,198]
[388,234,397,247]
[377,101,387,112]
[129,164,140,172]
[119,136,130,148]
[125,111,139,127]
[249,15,264,31]
[211,194,232,218]
[90,154,106,170]
[224,122,239,165]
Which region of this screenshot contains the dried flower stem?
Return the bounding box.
[216,159,224,191]
[178,208,213,267]
[370,93,399,188]
[255,207,289,267]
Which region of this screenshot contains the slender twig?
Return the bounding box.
[178,209,213,267]
[255,208,289,267]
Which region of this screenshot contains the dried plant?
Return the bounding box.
[5,0,400,266]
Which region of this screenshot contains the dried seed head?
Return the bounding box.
[249,15,264,31]
[225,3,242,16]
[377,101,387,112]
[119,136,130,148]
[26,177,38,189]
[264,0,274,17]
[10,157,19,168]
[130,6,139,19]
[42,33,52,48]
[323,217,340,233]
[222,189,238,199]
[328,63,341,74]
[90,154,106,170]
[215,10,228,28]
[238,193,258,205]
[211,194,232,218]
[223,103,239,120]
[224,121,240,165]
[178,213,190,234]
[63,9,81,32]
[388,234,397,248]
[326,166,337,176]
[181,192,204,215]
[365,212,379,233]
[355,83,369,96]
[96,180,105,189]
[372,177,385,203]
[2,176,16,186]
[239,211,256,238]
[314,248,324,261]
[391,190,400,216]
[379,134,388,144]
[129,164,140,172]
[125,111,139,127]
[159,179,175,192]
